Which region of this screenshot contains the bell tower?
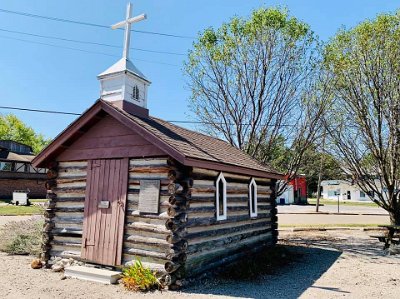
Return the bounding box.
[97,2,151,108]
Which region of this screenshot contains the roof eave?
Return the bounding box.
[184,157,284,180]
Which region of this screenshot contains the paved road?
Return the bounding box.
[278,204,388,215]
[278,213,389,226]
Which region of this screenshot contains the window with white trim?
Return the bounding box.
[249,178,257,217]
[216,172,227,220]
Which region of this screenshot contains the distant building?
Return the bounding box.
[321,180,378,201]
[0,140,47,199]
[277,175,307,204]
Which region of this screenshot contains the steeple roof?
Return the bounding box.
[97,58,150,83]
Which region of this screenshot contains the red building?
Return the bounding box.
[289,175,307,204]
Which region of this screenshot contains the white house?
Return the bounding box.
[321,180,379,201]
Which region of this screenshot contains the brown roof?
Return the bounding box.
[33,100,282,179]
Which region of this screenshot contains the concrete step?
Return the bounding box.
[65,266,121,284]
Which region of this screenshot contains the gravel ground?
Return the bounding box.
[0,230,399,299]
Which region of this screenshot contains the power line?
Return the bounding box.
[0,105,296,126]
[0,8,195,40]
[0,35,180,67]
[0,28,186,56]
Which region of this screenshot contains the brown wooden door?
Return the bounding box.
[81,158,129,266]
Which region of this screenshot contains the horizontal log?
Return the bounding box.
[123,254,168,266]
[186,232,273,267]
[54,207,84,213]
[125,222,169,234]
[187,219,272,241]
[186,212,270,228]
[185,238,273,277]
[56,177,86,184]
[124,235,170,247]
[187,227,272,254]
[58,161,87,168]
[129,173,169,180]
[129,158,168,167]
[51,217,83,225]
[51,227,83,236]
[187,217,270,234]
[55,202,85,209]
[123,248,169,261]
[129,166,170,174]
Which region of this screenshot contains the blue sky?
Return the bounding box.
[0,0,399,139]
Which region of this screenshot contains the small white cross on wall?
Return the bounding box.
[111,2,147,59]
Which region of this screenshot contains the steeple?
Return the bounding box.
[98,3,151,109]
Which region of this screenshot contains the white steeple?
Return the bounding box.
[98,2,150,108]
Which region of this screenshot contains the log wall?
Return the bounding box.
[42,158,176,276]
[183,167,277,277]
[41,157,277,290]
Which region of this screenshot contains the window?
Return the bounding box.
[0,162,12,171]
[132,85,140,101]
[249,178,257,217]
[360,191,366,198]
[216,172,227,220]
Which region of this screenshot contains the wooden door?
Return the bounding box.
[81,158,129,266]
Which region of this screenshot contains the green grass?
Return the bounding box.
[0,205,44,216]
[0,199,46,204]
[308,198,379,207]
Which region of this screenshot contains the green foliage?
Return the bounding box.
[322,10,400,223]
[191,7,312,65]
[0,218,43,256]
[298,145,345,196]
[121,259,161,292]
[0,114,51,154]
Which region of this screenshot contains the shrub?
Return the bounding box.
[121,259,161,292]
[0,217,43,256]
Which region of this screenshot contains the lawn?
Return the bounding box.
[0,199,46,215]
[0,205,44,215]
[308,198,379,207]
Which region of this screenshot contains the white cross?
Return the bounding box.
[111,2,147,59]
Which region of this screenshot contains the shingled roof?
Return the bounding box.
[33,100,282,179]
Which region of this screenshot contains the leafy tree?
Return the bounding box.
[297,144,345,197]
[0,114,50,154]
[323,12,400,224]
[185,7,329,195]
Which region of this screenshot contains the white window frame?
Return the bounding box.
[249,178,258,217]
[216,172,227,221]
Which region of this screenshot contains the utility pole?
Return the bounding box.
[316,130,326,212]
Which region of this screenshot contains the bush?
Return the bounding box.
[0,217,43,256]
[121,259,161,292]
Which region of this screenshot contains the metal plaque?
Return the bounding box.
[138,180,160,213]
[98,200,110,209]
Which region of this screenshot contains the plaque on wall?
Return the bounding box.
[138,180,160,213]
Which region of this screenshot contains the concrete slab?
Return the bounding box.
[65,266,121,285]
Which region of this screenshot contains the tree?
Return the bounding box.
[323,12,400,224]
[185,7,328,194]
[297,144,344,197]
[0,114,50,154]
